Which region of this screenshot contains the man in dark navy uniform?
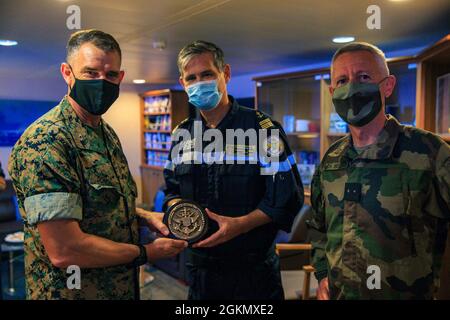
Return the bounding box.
[163,40,304,300]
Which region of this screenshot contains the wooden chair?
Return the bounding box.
[275,205,316,300]
[275,243,315,300]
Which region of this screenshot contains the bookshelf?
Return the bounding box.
[139,89,191,206]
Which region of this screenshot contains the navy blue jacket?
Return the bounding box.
[163,96,304,258]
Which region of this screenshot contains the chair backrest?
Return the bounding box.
[0,181,17,223]
[153,189,165,212]
[277,205,313,271]
[287,204,313,243]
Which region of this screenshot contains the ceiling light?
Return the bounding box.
[133,79,146,84]
[152,40,167,50]
[0,39,18,46]
[332,36,355,44]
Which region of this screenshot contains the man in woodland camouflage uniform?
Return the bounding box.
[8,29,187,300]
[309,42,450,299]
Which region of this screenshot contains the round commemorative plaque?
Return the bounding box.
[164,200,208,244]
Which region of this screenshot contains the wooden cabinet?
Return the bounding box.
[414,35,450,300]
[255,71,329,205]
[139,89,192,282]
[139,89,191,207]
[416,35,450,140]
[254,60,420,157]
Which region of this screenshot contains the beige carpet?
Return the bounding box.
[140,266,188,300]
[281,270,318,300]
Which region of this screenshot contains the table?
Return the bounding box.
[1,241,24,297]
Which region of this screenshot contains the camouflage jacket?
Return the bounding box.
[309,115,450,299]
[8,97,139,300]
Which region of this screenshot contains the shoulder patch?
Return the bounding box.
[262,134,285,157]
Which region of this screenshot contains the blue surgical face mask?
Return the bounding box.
[186,80,223,111]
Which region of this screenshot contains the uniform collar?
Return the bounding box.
[217,95,239,130]
[59,96,119,154]
[195,95,239,130]
[329,114,401,161]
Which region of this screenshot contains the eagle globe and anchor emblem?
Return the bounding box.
[164,200,209,244]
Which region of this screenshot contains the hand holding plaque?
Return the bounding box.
[164,200,209,244]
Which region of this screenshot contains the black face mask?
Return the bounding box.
[332,77,388,127]
[68,66,120,116]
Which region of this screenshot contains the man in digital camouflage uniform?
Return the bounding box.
[309,42,450,299]
[8,29,187,300]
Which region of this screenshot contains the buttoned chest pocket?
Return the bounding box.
[356,166,416,259]
[78,182,125,240]
[85,181,140,244]
[358,166,408,218]
[84,183,123,216]
[219,165,262,207]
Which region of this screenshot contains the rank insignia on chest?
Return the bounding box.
[344,183,362,202]
[225,144,257,156]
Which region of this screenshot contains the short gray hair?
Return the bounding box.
[177,40,225,75]
[331,42,389,76]
[66,29,121,63]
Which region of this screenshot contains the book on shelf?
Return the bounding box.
[145,150,169,167]
[295,151,319,186]
[144,132,172,150]
[144,95,170,114]
[144,114,171,131]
